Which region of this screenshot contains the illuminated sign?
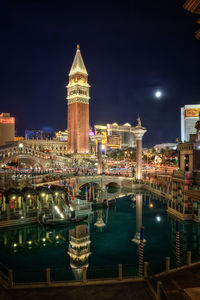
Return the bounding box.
[89,131,95,136]
[185,108,200,118]
[0,117,15,124]
[107,135,121,148]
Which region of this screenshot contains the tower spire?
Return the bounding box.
[69,45,88,76]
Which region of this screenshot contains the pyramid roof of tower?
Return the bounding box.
[69,45,88,76]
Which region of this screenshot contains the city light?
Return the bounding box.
[156,216,161,222]
[149,203,154,208]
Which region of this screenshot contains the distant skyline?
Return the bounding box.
[0,0,200,147]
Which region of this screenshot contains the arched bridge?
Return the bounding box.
[0,141,54,168]
[68,175,134,191]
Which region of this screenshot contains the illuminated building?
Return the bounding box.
[107,123,136,148]
[106,135,121,148]
[14,137,24,142]
[183,0,200,39]
[68,224,91,280]
[169,119,200,221]
[55,130,68,141]
[0,113,15,146]
[154,143,177,152]
[67,45,90,154]
[23,140,67,156]
[181,105,200,142]
[94,123,136,149]
[25,129,55,140]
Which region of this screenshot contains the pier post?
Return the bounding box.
[6,200,10,221]
[23,199,26,219]
[166,257,170,272]
[46,268,51,285]
[118,264,122,281]
[89,183,91,201]
[176,220,180,266]
[8,269,13,288]
[144,262,148,278]
[83,266,87,283]
[157,281,162,300]
[86,186,88,202]
[187,251,191,265]
[92,182,95,200]
[138,226,144,277]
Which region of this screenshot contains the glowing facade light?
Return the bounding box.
[156,216,161,222]
[149,203,154,208]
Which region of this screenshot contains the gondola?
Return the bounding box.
[38,215,88,227]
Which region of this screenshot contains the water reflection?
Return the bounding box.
[131,194,144,244]
[1,194,200,279]
[94,210,106,230]
[0,225,67,252]
[68,223,91,280]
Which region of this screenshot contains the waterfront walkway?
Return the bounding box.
[0,281,153,300]
[154,263,200,300]
[1,263,200,299]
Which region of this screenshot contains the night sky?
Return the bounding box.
[0,0,200,147]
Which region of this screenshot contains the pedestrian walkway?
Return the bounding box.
[0,281,154,300]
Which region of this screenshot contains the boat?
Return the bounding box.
[38,215,88,227]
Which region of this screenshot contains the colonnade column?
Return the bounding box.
[95,135,104,175]
[132,117,147,181]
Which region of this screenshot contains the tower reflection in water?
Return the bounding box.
[68,223,91,280]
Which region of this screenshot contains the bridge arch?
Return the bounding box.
[1,154,47,169]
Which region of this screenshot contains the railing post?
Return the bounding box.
[187,251,191,266]
[156,281,162,300]
[8,269,13,288]
[83,266,87,283]
[166,257,170,272]
[118,264,122,281]
[46,268,51,285]
[144,262,148,278]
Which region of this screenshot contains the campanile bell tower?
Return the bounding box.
[67,45,90,154]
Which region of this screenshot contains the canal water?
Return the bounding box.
[0,192,200,283]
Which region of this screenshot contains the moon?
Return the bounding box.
[155,90,162,98]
